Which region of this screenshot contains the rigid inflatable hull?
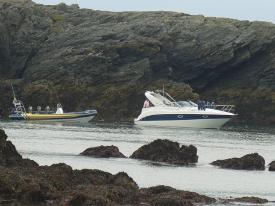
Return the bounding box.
[9,111,97,123]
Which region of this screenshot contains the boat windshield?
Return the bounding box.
[148,90,198,108]
[177,101,197,107]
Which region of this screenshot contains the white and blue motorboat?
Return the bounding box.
[134,90,236,129]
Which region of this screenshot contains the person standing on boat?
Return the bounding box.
[197,100,200,110]
[197,100,202,110]
[143,99,150,108]
[28,106,33,114]
[202,100,206,111]
[56,103,64,114]
[211,102,215,109]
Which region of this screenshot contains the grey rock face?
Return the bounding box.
[1,0,275,123]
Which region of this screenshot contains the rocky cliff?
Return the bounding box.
[1,0,275,123]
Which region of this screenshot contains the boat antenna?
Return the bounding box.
[11,83,17,101]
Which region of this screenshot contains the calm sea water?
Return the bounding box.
[1,121,275,205]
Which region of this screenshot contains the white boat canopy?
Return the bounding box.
[145,90,180,107]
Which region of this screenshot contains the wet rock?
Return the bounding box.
[80,145,126,158]
[0,129,8,150]
[0,127,140,205]
[268,161,275,171]
[211,153,265,170]
[230,196,268,204]
[0,129,230,206]
[130,139,198,165]
[139,185,216,206]
[0,129,38,167]
[0,163,139,205]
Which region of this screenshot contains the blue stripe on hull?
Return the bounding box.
[140,114,232,121]
[9,114,26,120]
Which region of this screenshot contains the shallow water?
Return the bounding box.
[1,121,275,205]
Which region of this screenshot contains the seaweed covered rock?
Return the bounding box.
[268,161,275,171]
[0,129,38,167]
[230,196,268,204]
[80,145,126,158]
[139,185,216,206]
[211,153,265,170]
[0,163,139,205]
[130,139,198,165]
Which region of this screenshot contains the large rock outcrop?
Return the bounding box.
[130,139,198,165]
[211,153,265,170]
[1,0,275,124]
[0,163,139,205]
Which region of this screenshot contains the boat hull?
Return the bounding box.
[9,110,97,123]
[135,90,236,129]
[134,107,236,129]
[134,118,232,129]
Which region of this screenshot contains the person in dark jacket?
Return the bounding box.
[197,100,201,110]
[202,100,206,111]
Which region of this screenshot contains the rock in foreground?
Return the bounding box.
[80,145,126,158]
[0,129,38,167]
[268,161,275,171]
[211,153,265,170]
[139,185,216,206]
[230,196,268,204]
[0,164,138,205]
[0,129,271,206]
[130,139,198,165]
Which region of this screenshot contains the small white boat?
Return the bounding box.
[134,90,236,129]
[8,86,97,122]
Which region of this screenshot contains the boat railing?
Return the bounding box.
[13,100,26,114]
[207,104,235,113]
